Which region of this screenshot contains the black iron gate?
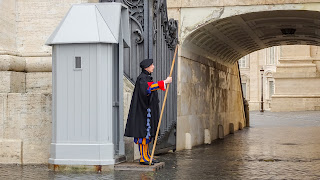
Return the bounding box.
[100,0,178,153]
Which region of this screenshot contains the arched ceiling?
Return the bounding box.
[183,10,320,64]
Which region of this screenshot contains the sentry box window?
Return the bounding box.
[75,57,82,70]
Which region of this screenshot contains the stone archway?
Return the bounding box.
[169,2,320,150]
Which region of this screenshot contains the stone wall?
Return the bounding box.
[176,54,245,150]
[0,0,99,164]
[168,0,247,150]
[123,76,137,162]
[0,93,52,164]
[0,0,16,53]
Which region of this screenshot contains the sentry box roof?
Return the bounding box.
[46,3,130,47]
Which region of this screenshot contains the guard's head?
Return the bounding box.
[140,59,154,73]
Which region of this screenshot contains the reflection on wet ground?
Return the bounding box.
[1,111,320,179]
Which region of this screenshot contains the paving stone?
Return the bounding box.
[0,111,320,179]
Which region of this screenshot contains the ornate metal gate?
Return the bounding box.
[100,0,178,153]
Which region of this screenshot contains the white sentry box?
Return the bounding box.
[46,3,130,165]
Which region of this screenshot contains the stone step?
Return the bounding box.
[114,162,165,171]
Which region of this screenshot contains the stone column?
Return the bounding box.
[248,51,261,110]
[272,45,320,111]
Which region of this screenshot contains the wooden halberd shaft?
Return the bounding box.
[149,45,178,165]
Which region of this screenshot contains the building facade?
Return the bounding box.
[239,45,320,111]
[239,46,279,111]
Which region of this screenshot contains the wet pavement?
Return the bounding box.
[1,111,320,179]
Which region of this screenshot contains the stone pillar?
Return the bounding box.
[272,45,320,111]
[248,51,261,110]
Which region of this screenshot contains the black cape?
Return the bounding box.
[124,70,161,138]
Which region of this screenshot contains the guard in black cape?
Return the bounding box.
[124,59,172,165]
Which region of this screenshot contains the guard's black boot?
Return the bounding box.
[140,161,154,165]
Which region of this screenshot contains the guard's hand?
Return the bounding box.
[164,77,172,84]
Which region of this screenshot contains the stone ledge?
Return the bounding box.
[0,55,25,72]
[273,72,319,78]
[276,64,316,67]
[25,57,52,72]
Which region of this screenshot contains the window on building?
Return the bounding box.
[269,81,274,98]
[75,57,82,69]
[238,56,248,68]
[267,47,277,65]
[241,83,247,99]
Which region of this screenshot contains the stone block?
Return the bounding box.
[179,57,192,83]
[134,142,140,160]
[276,66,316,73]
[123,76,136,161]
[25,57,52,72]
[180,82,192,116]
[280,45,310,57]
[26,72,52,93]
[123,75,134,128]
[11,72,26,93]
[0,139,22,164]
[16,0,89,54]
[0,94,8,139]
[185,133,192,149]
[239,122,243,130]
[3,93,52,163]
[0,55,25,72]
[167,8,181,24]
[177,95,182,116]
[222,0,267,6]
[176,116,188,151]
[0,71,26,93]
[22,139,51,164]
[124,137,135,162]
[275,78,320,95]
[315,60,320,72]
[204,129,211,144]
[181,0,222,7]
[0,0,16,51]
[4,93,24,139]
[167,0,182,8]
[189,115,204,145]
[271,96,320,112]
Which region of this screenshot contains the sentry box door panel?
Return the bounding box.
[54,44,114,143]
